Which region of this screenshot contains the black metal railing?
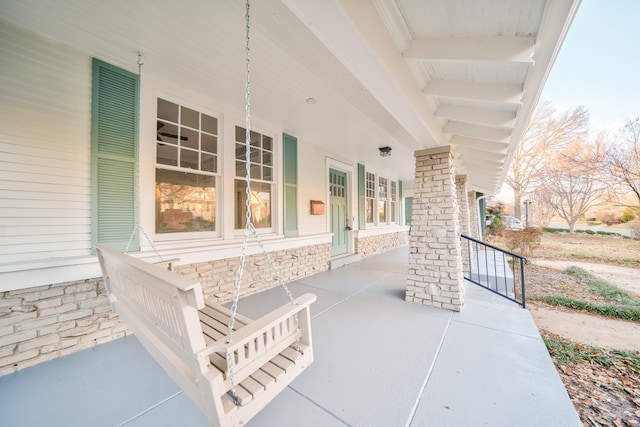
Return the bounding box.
[460,234,527,308]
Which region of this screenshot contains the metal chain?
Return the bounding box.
[125,52,163,262]
[225,0,252,404]
[225,0,300,405]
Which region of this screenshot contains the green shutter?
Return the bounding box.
[405,197,413,226]
[478,192,486,236]
[283,133,298,237]
[398,180,403,225]
[357,163,365,230]
[91,59,139,251]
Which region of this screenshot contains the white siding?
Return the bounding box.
[296,140,328,235]
[0,23,92,264]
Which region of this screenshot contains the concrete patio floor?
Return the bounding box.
[0,246,581,426]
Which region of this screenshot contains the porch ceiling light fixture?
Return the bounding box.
[379,146,392,157]
[306,97,317,104]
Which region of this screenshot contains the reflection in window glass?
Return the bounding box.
[155,169,216,233]
[390,181,397,223]
[156,98,219,234]
[180,106,199,129]
[180,148,198,170]
[366,199,374,224]
[365,172,375,224]
[235,179,271,229]
[378,177,388,223]
[235,126,274,229]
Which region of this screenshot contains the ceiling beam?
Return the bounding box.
[424,80,523,104]
[444,122,512,141]
[450,135,510,153]
[435,105,516,128]
[462,157,504,168]
[403,36,535,64]
[455,146,508,162]
[467,172,500,194]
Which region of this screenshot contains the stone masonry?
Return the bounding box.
[176,243,331,302]
[0,242,330,376]
[406,146,465,311]
[355,231,409,258]
[455,175,471,236]
[455,175,472,273]
[468,190,480,240]
[0,278,129,377]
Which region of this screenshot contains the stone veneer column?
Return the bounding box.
[406,146,464,311]
[455,175,471,273]
[455,175,471,236]
[467,191,480,239]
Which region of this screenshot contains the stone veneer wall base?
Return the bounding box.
[354,231,409,258]
[0,242,330,376]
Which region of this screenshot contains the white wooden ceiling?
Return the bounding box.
[0,0,581,193]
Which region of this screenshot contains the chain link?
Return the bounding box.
[225,0,300,405]
[125,52,163,263]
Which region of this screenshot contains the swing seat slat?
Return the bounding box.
[96,244,316,427]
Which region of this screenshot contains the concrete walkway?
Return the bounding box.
[0,247,580,426]
[529,305,640,352]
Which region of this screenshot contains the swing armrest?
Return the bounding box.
[203,293,315,385]
[197,343,230,358]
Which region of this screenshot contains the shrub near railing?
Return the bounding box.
[502,227,543,258]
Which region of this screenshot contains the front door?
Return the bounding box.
[329,169,348,257]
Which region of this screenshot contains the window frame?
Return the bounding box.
[154,97,221,237]
[365,171,376,225]
[390,180,398,224]
[233,125,276,234]
[378,176,388,224]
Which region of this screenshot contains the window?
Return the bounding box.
[390,180,397,223]
[365,172,375,224]
[378,177,388,223]
[235,126,273,229]
[155,98,219,233]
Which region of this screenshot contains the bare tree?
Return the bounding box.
[529,187,555,227]
[506,101,589,219]
[540,134,608,232]
[607,116,640,208]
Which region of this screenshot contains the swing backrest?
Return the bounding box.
[96,244,209,389]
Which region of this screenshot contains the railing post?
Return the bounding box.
[520,259,526,309]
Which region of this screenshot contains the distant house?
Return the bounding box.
[0,0,580,375]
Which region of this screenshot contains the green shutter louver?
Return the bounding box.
[91,59,139,251]
[283,133,298,237]
[357,163,365,230]
[399,180,403,225]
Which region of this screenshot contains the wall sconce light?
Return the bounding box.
[379,146,392,157]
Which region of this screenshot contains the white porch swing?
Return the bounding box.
[96,2,316,425]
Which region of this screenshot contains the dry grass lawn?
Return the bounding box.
[536,232,640,267]
[527,232,640,426]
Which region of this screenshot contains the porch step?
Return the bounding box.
[470,250,515,296]
[329,253,362,269]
